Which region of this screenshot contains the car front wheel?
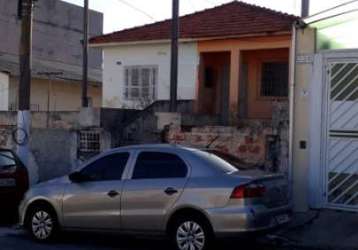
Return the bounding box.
[171,216,213,250]
[26,205,58,242]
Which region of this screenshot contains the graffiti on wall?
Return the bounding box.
[167,125,288,173]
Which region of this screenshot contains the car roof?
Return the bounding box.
[110,144,195,152]
[101,144,210,157]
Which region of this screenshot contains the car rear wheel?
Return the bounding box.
[26,205,58,242]
[171,216,213,250]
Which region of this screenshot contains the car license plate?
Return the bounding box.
[0,178,16,187]
[276,214,290,224]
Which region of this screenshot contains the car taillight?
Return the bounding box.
[0,165,17,175]
[230,184,266,199]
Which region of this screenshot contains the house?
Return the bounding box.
[291,2,358,212]
[0,0,103,111]
[89,1,299,179]
[90,1,298,123]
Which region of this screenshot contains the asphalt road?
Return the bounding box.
[0,225,287,250]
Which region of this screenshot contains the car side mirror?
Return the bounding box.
[69,171,90,183]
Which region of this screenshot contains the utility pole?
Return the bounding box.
[301,0,309,17]
[82,0,89,107]
[169,0,179,112]
[17,0,37,184]
[19,0,33,111]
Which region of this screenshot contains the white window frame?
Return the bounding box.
[124,65,158,102]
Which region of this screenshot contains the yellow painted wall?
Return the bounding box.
[8,78,102,111]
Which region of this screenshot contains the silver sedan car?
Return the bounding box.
[19,144,291,250]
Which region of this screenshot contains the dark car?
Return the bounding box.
[0,149,29,220]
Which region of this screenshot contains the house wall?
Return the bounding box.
[197,52,230,115]
[0,72,9,110]
[292,27,316,212]
[197,35,292,121]
[102,42,199,109]
[8,78,102,111]
[242,48,289,119]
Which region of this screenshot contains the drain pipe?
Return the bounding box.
[288,21,299,203]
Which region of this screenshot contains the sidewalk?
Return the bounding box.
[265,210,358,250]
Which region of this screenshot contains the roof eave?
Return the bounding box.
[90,30,292,48]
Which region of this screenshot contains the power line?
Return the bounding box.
[202,0,216,5]
[308,0,358,18]
[115,0,156,21]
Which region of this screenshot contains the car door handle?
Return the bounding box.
[164,187,178,195]
[107,190,119,198]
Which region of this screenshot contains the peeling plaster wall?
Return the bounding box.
[0,72,9,110]
[168,126,270,165]
[167,102,289,173]
[0,109,111,182]
[0,127,12,148]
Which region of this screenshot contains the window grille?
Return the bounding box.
[261,62,289,97]
[124,66,158,101]
[79,130,100,153]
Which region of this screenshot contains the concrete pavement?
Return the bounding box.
[3,210,357,250]
[274,210,358,250]
[0,226,277,250]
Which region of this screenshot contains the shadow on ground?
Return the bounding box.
[3,229,279,250]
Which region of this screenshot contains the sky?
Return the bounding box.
[61,0,349,34]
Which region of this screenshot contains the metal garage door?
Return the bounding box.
[324,60,358,211]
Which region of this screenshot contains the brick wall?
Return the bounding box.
[167,101,289,173]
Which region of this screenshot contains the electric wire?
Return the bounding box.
[115,0,156,21]
[307,0,358,18]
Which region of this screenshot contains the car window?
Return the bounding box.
[132,152,187,179]
[192,150,239,174]
[0,151,16,168]
[81,152,130,181]
[206,150,256,170]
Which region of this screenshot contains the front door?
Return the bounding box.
[62,152,130,229]
[323,58,358,211]
[121,151,188,232]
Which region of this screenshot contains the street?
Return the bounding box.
[0,224,290,250]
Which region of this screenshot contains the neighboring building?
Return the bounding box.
[291,3,358,212]
[0,0,103,111]
[90,1,298,123]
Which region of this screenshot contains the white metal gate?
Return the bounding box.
[324,59,358,211]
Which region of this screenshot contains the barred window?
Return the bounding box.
[79,131,100,153]
[124,66,158,101]
[260,62,289,97]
